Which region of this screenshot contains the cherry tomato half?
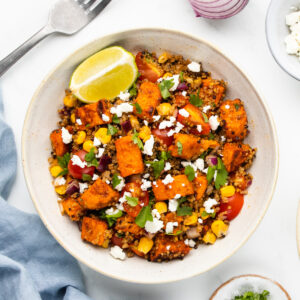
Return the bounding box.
[135,52,161,83]
[219,193,244,221]
[68,150,95,179]
[152,128,174,147]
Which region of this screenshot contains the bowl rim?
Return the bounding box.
[265,0,300,81]
[297,200,300,257]
[21,27,279,284]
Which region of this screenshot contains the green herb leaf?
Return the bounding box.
[234,103,240,111]
[112,174,121,189]
[132,102,142,114]
[167,230,183,236]
[208,132,215,140]
[82,174,92,181]
[57,169,68,177]
[184,165,195,181]
[132,130,144,150]
[58,152,71,169]
[158,79,174,99]
[206,166,216,184]
[135,203,153,228]
[160,150,171,161]
[177,141,183,155]
[177,206,192,216]
[112,114,120,124]
[234,289,270,300]
[202,112,209,123]
[99,209,123,227]
[84,148,99,167]
[107,124,118,136]
[201,211,216,218]
[215,158,228,189]
[145,159,165,179]
[126,196,139,207]
[129,83,137,97]
[179,71,184,82]
[189,92,203,107]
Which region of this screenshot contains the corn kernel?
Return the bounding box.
[102,239,109,248]
[211,220,229,238]
[75,131,86,145]
[63,94,77,107]
[55,185,66,195]
[139,126,151,141]
[154,202,168,214]
[199,208,210,220]
[202,231,216,244]
[184,213,198,226]
[83,140,94,152]
[129,115,140,130]
[192,78,202,88]
[137,237,154,254]
[95,128,111,144]
[220,185,236,198]
[50,166,64,178]
[70,113,76,124]
[156,103,172,116]
[158,52,170,64]
[163,72,172,79]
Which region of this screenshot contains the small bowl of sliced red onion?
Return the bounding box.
[189,0,249,19]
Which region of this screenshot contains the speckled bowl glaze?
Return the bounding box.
[22,28,279,284]
[266,0,300,80]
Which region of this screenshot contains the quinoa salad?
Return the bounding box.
[49,49,256,262]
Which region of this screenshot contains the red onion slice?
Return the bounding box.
[97,155,112,172]
[177,82,188,91]
[66,180,79,195]
[206,155,218,166]
[121,120,132,133]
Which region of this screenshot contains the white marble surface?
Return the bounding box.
[1,0,300,298]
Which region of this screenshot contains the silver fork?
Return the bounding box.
[0,0,111,77]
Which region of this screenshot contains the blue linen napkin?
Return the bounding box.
[0,93,91,300]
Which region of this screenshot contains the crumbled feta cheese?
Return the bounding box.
[209,115,220,131]
[198,218,203,224]
[167,129,175,137]
[187,61,201,72]
[141,179,152,191]
[182,91,187,97]
[202,105,211,113]
[225,104,230,109]
[165,221,178,234]
[174,194,181,199]
[175,122,184,133]
[152,209,161,219]
[152,115,161,122]
[166,245,171,250]
[106,180,110,185]
[92,174,99,181]
[110,246,126,260]
[95,148,105,158]
[144,120,149,126]
[114,176,125,192]
[204,198,218,214]
[143,135,155,156]
[145,218,164,233]
[164,162,171,171]
[93,137,101,147]
[105,207,120,215]
[159,117,176,130]
[54,176,66,186]
[194,158,205,171]
[110,103,133,117]
[285,11,300,57]
[203,168,208,174]
[102,114,110,122]
[76,119,82,125]
[71,155,87,168]
[184,239,196,248]
[163,74,180,91]
[178,108,189,118]
[79,182,88,193]
[61,127,72,144]
[162,174,174,185]
[168,199,178,212]
[143,173,150,179]
[118,90,130,101]
[197,125,202,133]
[116,191,131,211]
[221,136,226,142]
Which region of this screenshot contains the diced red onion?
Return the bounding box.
[206,155,218,166]
[177,82,188,91]
[247,180,252,187]
[121,120,132,133]
[66,180,79,195]
[187,227,200,239]
[188,0,249,19]
[97,155,112,172]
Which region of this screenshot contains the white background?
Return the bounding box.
[1,0,300,299]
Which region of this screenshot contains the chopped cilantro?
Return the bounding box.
[234,103,240,111]
[202,112,209,123]
[82,174,92,182]
[234,290,270,300]
[129,83,137,97]
[184,165,195,181]
[177,141,183,155]
[85,148,98,167]
[158,79,174,99]
[208,132,215,140]
[132,130,144,150]
[132,102,142,114]
[179,71,184,82]
[201,211,216,218]
[107,124,118,136]
[112,114,120,124]
[126,196,139,207]
[215,157,228,189]
[206,166,216,184]
[160,150,171,161]
[176,197,192,216]
[99,209,123,227]
[135,202,153,228]
[167,230,183,236]
[189,92,203,107]
[57,152,71,176]
[145,159,165,179]
[112,174,121,189]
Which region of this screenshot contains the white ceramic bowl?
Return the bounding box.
[266,0,300,80]
[22,28,279,284]
[297,200,300,257]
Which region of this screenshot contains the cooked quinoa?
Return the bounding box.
[49,50,256,262]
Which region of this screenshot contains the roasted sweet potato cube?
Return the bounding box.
[163,212,183,234]
[81,217,108,246]
[200,78,226,106]
[220,99,248,141]
[193,173,208,201]
[134,81,161,120]
[115,215,144,236]
[222,142,252,173]
[168,133,219,160]
[149,234,190,261]
[75,100,111,128]
[152,174,194,201]
[61,198,85,221]
[79,178,119,210]
[50,129,68,157]
[115,136,144,177]
[174,94,189,108]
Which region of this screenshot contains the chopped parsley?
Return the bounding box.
[234,290,270,300]
[206,166,215,184]
[201,210,216,218]
[129,83,137,97]
[126,196,139,207]
[234,103,240,111]
[107,124,118,136]
[57,152,71,176]
[179,71,184,82]
[145,159,165,179]
[167,230,183,236]
[202,112,209,123]
[85,148,98,167]
[177,141,183,155]
[82,174,92,182]
[135,202,153,228]
[158,79,174,99]
[132,130,144,150]
[176,197,192,216]
[160,150,171,161]
[132,102,142,114]
[112,114,120,124]
[189,92,203,107]
[184,165,195,181]
[99,209,123,227]
[112,174,121,189]
[206,158,228,189]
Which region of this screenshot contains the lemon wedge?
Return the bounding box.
[70,46,138,103]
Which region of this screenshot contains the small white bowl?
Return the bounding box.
[22,28,279,284]
[266,0,300,80]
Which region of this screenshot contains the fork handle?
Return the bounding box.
[0,25,55,77]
